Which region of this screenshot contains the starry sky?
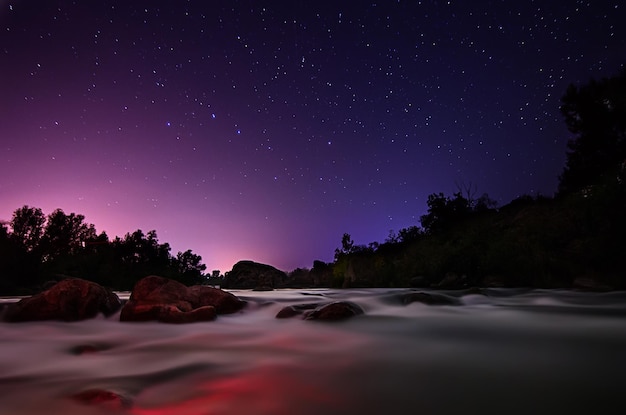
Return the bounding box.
[0,1,624,273]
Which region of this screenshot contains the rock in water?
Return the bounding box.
[400,291,461,306]
[188,284,247,314]
[3,278,121,322]
[304,301,364,321]
[120,275,244,323]
[70,389,132,410]
[275,303,321,319]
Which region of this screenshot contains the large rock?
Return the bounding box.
[187,285,247,314]
[222,260,287,289]
[275,303,322,319]
[120,275,245,323]
[304,301,364,321]
[3,278,121,322]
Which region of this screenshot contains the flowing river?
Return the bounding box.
[1,288,625,414]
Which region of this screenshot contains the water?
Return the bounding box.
[1,288,626,414]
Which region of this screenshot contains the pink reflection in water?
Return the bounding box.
[131,365,343,415]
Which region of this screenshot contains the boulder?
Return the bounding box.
[222,260,287,289]
[187,284,246,314]
[275,303,321,319]
[3,278,121,322]
[276,305,300,319]
[120,275,244,323]
[304,301,364,321]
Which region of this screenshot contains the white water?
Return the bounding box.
[1,288,626,414]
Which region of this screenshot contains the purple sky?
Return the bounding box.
[1,1,624,273]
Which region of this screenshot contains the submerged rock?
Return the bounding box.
[70,389,132,410]
[3,278,121,322]
[304,301,364,321]
[69,344,107,355]
[276,305,300,319]
[400,291,461,306]
[120,275,244,323]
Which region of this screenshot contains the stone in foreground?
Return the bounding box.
[3,278,121,322]
[120,275,245,323]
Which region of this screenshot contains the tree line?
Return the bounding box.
[2,68,624,293]
[0,207,208,294]
[331,68,626,289]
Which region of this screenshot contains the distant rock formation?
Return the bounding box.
[120,275,245,323]
[222,260,287,289]
[3,278,121,322]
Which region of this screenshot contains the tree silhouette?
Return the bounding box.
[10,205,45,252]
[39,209,96,261]
[420,192,472,234]
[175,249,207,285]
[559,69,626,194]
[0,206,210,292]
[334,233,355,260]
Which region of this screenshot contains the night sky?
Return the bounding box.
[1,1,624,273]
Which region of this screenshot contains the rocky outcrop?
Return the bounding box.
[120,275,245,323]
[3,278,121,322]
[222,260,287,289]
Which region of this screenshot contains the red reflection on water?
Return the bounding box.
[131,366,341,415]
